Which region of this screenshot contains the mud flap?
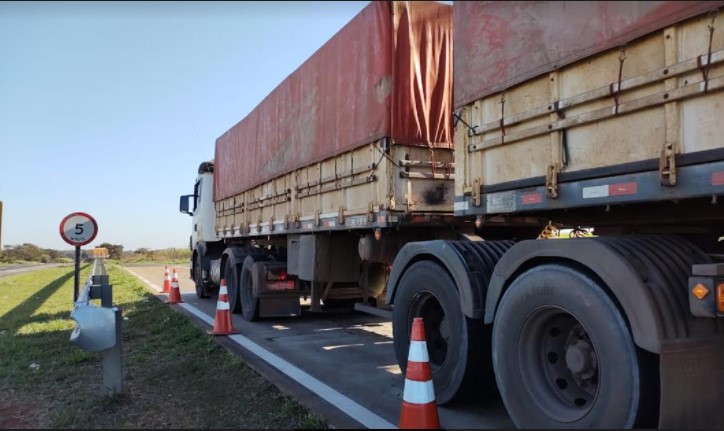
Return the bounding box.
[659,336,724,428]
[259,295,300,318]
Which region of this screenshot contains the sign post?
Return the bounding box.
[59,212,98,302]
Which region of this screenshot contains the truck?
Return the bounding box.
[180,1,724,428]
[84,247,109,260]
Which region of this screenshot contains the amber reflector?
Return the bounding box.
[692,283,709,300]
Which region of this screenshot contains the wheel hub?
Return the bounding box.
[565,339,596,379]
[439,317,450,340]
[518,308,600,422]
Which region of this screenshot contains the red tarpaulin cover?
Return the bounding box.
[215,1,453,201]
[453,1,724,109]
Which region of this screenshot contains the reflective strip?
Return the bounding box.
[521,192,542,204]
[408,340,429,363]
[216,301,230,311]
[713,171,724,186]
[582,185,609,199]
[219,285,228,295]
[454,200,469,211]
[402,379,435,404]
[609,181,637,196]
[171,282,179,289]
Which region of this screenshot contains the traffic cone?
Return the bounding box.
[162,265,172,293]
[399,317,440,429]
[209,278,238,335]
[166,267,184,304]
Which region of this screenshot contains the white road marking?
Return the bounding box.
[123,267,397,430]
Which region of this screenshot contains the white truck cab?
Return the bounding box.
[179,161,217,245]
[179,161,222,297]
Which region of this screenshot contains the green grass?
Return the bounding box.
[0,265,327,429]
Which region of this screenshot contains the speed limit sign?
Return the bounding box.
[59,212,98,246]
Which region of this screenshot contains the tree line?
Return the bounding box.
[1,242,190,263]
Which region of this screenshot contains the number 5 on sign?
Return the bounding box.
[59,212,98,246]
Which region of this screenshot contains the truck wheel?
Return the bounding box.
[492,264,651,428]
[193,257,209,299]
[392,260,490,405]
[224,261,242,313]
[239,255,268,321]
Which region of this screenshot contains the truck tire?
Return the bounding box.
[224,261,242,313]
[392,260,491,405]
[193,257,210,299]
[492,264,653,428]
[239,254,270,322]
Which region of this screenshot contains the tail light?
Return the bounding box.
[266,268,294,291]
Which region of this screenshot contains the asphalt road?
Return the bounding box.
[0,263,64,278]
[123,264,514,429]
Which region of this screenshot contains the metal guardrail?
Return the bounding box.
[69,258,123,395]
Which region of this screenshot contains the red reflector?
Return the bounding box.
[608,182,637,196]
[267,270,288,281]
[713,172,724,186]
[268,281,295,291]
[521,192,542,205]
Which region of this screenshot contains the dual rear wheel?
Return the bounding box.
[392,261,655,428]
[225,253,269,322]
[492,264,654,428]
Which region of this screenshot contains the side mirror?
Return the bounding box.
[179,195,194,215]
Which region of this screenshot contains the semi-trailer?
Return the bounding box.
[181,1,724,427]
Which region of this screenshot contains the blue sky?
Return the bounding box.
[0,1,370,251]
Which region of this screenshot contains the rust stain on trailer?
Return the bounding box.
[422,183,449,206]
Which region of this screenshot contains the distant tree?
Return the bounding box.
[43,248,64,261]
[99,243,124,260]
[2,243,45,262]
[0,244,73,263]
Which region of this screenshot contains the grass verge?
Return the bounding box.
[0,264,327,429]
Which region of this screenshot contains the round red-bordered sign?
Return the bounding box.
[59,212,98,246]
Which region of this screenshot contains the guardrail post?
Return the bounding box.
[90,274,112,308]
[103,307,123,395]
[69,258,123,395]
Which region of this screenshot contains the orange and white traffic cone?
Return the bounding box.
[399,317,440,429]
[209,278,238,335]
[166,267,184,304]
[162,265,172,293]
